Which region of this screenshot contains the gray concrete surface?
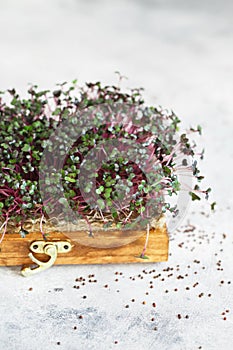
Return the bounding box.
[0,1,233,349]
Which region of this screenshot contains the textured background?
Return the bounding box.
[0,1,232,349]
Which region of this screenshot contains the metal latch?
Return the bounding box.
[21,240,73,277]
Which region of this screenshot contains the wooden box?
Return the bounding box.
[0,217,169,275]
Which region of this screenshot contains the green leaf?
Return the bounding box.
[139,254,149,259]
[52,107,61,116]
[106,199,112,207]
[58,198,68,206]
[111,209,118,219]
[189,192,201,201]
[22,144,31,152]
[96,186,104,194]
[205,187,211,200]
[211,201,216,211]
[116,223,122,229]
[2,143,9,149]
[104,188,112,199]
[197,176,204,182]
[64,176,76,183]
[84,186,91,193]
[163,166,171,176]
[197,125,202,135]
[68,189,76,197]
[97,199,105,210]
[22,203,32,209]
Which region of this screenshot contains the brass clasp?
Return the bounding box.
[21,241,72,277]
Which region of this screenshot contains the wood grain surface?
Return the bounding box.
[0,224,169,266]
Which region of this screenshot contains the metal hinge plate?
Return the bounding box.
[21,240,73,277]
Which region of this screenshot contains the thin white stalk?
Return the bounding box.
[99,208,107,223]
[140,223,150,257]
[40,213,47,240]
[123,210,133,224]
[0,218,9,244]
